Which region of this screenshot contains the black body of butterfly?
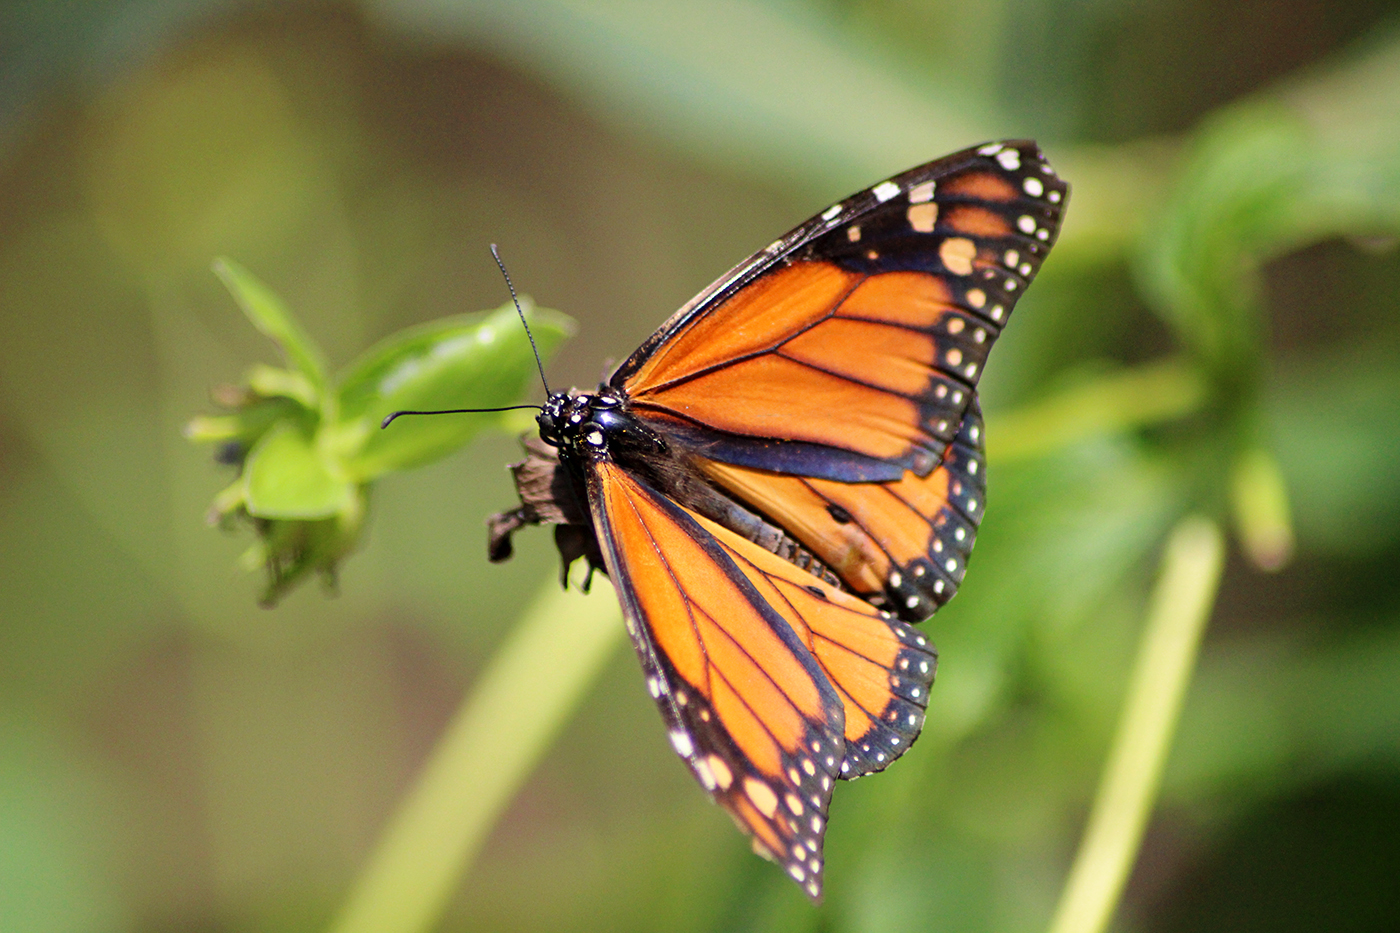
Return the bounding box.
[488,141,1068,900]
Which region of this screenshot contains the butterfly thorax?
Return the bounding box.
[499,386,843,592]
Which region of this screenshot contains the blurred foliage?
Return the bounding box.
[185,259,571,603]
[1,2,1399,933]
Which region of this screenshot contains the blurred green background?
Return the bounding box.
[2,2,1400,931]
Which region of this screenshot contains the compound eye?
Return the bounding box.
[536,412,559,443]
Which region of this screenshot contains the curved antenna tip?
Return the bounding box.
[379,404,544,430]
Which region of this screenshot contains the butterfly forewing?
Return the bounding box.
[587,456,940,896]
[615,141,1066,484]
[586,459,845,897]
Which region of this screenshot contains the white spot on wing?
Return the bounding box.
[669,730,694,758]
[872,180,901,202]
[745,777,779,817]
[708,755,733,789]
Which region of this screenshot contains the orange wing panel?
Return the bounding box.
[942,204,1013,238]
[625,263,997,474]
[587,458,845,897]
[696,402,989,623]
[624,262,860,392]
[687,509,937,778]
[941,170,1019,201]
[638,353,923,460]
[781,317,938,396]
[698,460,893,593]
[835,270,960,330]
[588,458,940,894]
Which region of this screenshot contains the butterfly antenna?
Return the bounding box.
[381,404,542,430]
[382,246,553,432]
[491,243,552,397]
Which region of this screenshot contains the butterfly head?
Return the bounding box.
[537,387,666,461]
[535,392,569,447]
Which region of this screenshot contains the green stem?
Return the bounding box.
[1229,445,1295,572]
[986,358,1206,464]
[328,578,624,933]
[1046,516,1225,933]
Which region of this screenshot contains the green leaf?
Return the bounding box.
[213,257,330,404]
[1138,103,1400,379]
[242,421,353,519]
[1136,109,1311,375]
[246,364,318,409]
[335,299,573,478]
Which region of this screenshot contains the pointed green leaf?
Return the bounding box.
[243,422,353,518]
[213,257,330,402]
[246,364,319,409]
[336,299,573,478]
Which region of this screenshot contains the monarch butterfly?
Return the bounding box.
[486,141,1067,899]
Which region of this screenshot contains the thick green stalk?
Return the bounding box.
[1046,516,1225,933]
[328,579,623,933]
[986,357,1205,464]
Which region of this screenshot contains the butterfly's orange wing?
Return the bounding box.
[587,458,936,898]
[613,141,1066,486]
[697,402,987,620]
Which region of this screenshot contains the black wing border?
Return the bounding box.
[609,139,1050,388]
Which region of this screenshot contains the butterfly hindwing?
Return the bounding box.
[682,510,938,780]
[694,401,988,622]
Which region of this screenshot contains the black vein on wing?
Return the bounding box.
[631,272,870,395]
[792,475,905,574]
[623,475,837,743]
[718,540,893,728]
[617,477,714,698]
